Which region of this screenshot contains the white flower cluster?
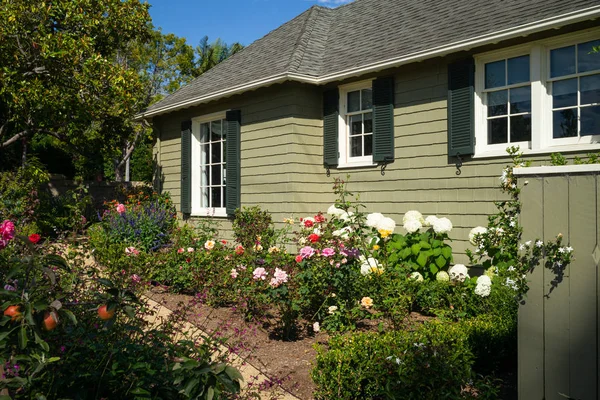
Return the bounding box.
[366,212,396,238]
[327,205,345,217]
[469,226,487,246]
[403,211,452,234]
[448,264,469,283]
[410,272,424,282]
[474,275,492,297]
[436,271,450,281]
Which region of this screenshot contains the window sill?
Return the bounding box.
[191,208,228,218]
[472,143,600,159]
[336,162,377,169]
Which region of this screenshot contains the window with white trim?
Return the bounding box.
[474,31,600,156]
[339,81,374,167]
[191,113,227,217]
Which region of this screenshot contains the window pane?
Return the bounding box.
[211,120,222,141]
[553,109,578,138]
[201,187,209,208]
[551,45,576,78]
[578,40,600,73]
[200,166,208,187]
[510,86,531,114]
[511,115,531,142]
[222,140,227,163]
[581,74,600,105]
[211,142,221,163]
[211,187,221,209]
[201,144,209,166]
[553,79,577,108]
[485,60,505,89]
[364,112,373,133]
[350,136,362,157]
[200,123,209,143]
[348,90,360,112]
[507,55,530,85]
[488,90,507,116]
[211,165,221,186]
[361,89,373,110]
[581,106,600,136]
[350,114,362,135]
[364,134,373,156]
[488,118,508,144]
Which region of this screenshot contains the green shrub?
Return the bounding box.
[312,321,474,400]
[232,206,276,250]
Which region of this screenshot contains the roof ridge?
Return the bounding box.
[287,6,324,73]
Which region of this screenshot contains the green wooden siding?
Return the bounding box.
[153,57,598,261]
[518,169,600,400]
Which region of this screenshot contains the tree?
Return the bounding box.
[0,0,151,170]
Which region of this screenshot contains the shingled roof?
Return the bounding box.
[142,0,600,118]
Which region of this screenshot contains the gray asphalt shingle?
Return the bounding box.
[145,0,600,115]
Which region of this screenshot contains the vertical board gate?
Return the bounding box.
[517,166,600,400]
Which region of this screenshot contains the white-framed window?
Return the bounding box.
[191,112,227,217]
[474,29,600,157]
[338,80,375,167]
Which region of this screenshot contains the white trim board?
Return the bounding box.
[513,164,600,176]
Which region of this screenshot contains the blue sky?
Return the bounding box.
[147,0,354,47]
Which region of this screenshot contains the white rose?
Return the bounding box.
[340,211,354,222]
[360,257,381,275]
[366,213,385,228]
[332,226,352,239]
[403,210,424,224]
[448,264,470,283]
[432,217,453,234]
[328,306,338,314]
[469,226,488,245]
[403,218,422,233]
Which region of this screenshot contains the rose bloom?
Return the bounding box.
[303,218,315,228]
[187,247,195,253]
[313,322,320,333]
[295,254,303,263]
[177,248,185,254]
[321,247,335,257]
[131,274,141,283]
[314,213,326,223]
[308,233,320,243]
[230,269,239,279]
[116,204,126,213]
[299,246,316,259]
[1,220,15,241]
[361,297,374,309]
[204,240,215,250]
[221,240,228,245]
[235,245,245,255]
[328,305,338,314]
[252,267,268,280]
[28,234,41,244]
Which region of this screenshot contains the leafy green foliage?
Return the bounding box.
[232,206,276,250]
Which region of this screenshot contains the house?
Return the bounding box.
[138,0,600,261]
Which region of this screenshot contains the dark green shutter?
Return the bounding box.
[447,58,475,157]
[372,76,395,163]
[180,120,192,215]
[323,88,339,168]
[225,110,241,216]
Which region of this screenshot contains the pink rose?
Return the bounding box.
[177,248,184,254]
[125,247,139,256]
[116,204,126,213]
[252,267,268,281]
[321,248,335,257]
[299,246,315,259]
[230,269,239,279]
[1,220,15,241]
[131,274,141,283]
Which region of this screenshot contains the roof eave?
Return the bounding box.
[135,5,600,121]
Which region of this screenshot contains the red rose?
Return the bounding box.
[28,234,41,244]
[235,245,245,255]
[314,214,325,223]
[186,257,191,263]
[308,233,320,243]
[295,255,303,263]
[303,220,314,228]
[221,240,228,245]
